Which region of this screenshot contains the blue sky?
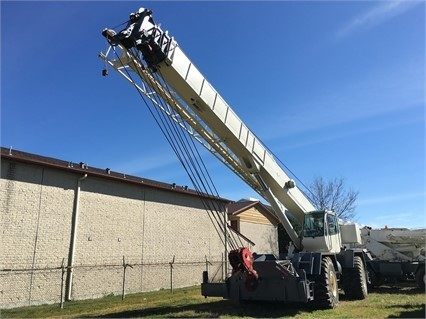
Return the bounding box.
[2,1,425,229]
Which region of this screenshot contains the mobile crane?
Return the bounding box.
[99,7,370,308]
[360,227,425,289]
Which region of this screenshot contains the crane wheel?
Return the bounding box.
[415,266,425,291]
[314,257,339,309]
[342,256,368,300]
[366,264,382,290]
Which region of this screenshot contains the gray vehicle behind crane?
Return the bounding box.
[99,7,372,309]
[360,227,425,290]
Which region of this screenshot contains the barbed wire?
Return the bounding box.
[0,255,226,309]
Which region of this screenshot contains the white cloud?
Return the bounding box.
[358,211,426,229]
[336,0,423,39]
[358,191,426,206]
[356,191,426,228]
[112,152,179,175]
[278,111,423,151]
[260,59,424,142]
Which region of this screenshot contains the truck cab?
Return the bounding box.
[302,210,342,253]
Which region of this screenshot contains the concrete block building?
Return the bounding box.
[0,147,279,308]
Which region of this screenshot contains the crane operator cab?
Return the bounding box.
[302,210,342,253]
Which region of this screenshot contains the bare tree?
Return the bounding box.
[307,176,359,221]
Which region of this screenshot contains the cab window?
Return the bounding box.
[326,213,338,235]
[303,212,325,237]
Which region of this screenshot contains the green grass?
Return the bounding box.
[1,284,425,318]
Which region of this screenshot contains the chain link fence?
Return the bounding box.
[0,255,226,309]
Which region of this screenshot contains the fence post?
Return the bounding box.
[204,255,213,283]
[122,256,133,300]
[221,252,224,280]
[60,258,65,309]
[122,256,126,300]
[169,255,175,293]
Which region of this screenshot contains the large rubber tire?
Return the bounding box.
[342,256,368,300]
[366,264,382,290]
[314,257,339,309]
[415,266,425,291]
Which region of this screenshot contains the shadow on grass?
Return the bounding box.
[89,299,307,318]
[369,284,424,295]
[386,303,426,318]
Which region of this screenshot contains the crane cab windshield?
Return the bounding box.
[303,211,326,237]
[303,211,339,238]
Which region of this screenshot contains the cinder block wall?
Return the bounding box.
[0,158,226,308]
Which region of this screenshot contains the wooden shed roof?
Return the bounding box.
[227,199,280,225]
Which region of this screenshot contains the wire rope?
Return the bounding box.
[108,46,242,251]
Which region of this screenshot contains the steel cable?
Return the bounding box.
[108,46,241,250]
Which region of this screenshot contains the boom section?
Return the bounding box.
[100,8,315,226]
